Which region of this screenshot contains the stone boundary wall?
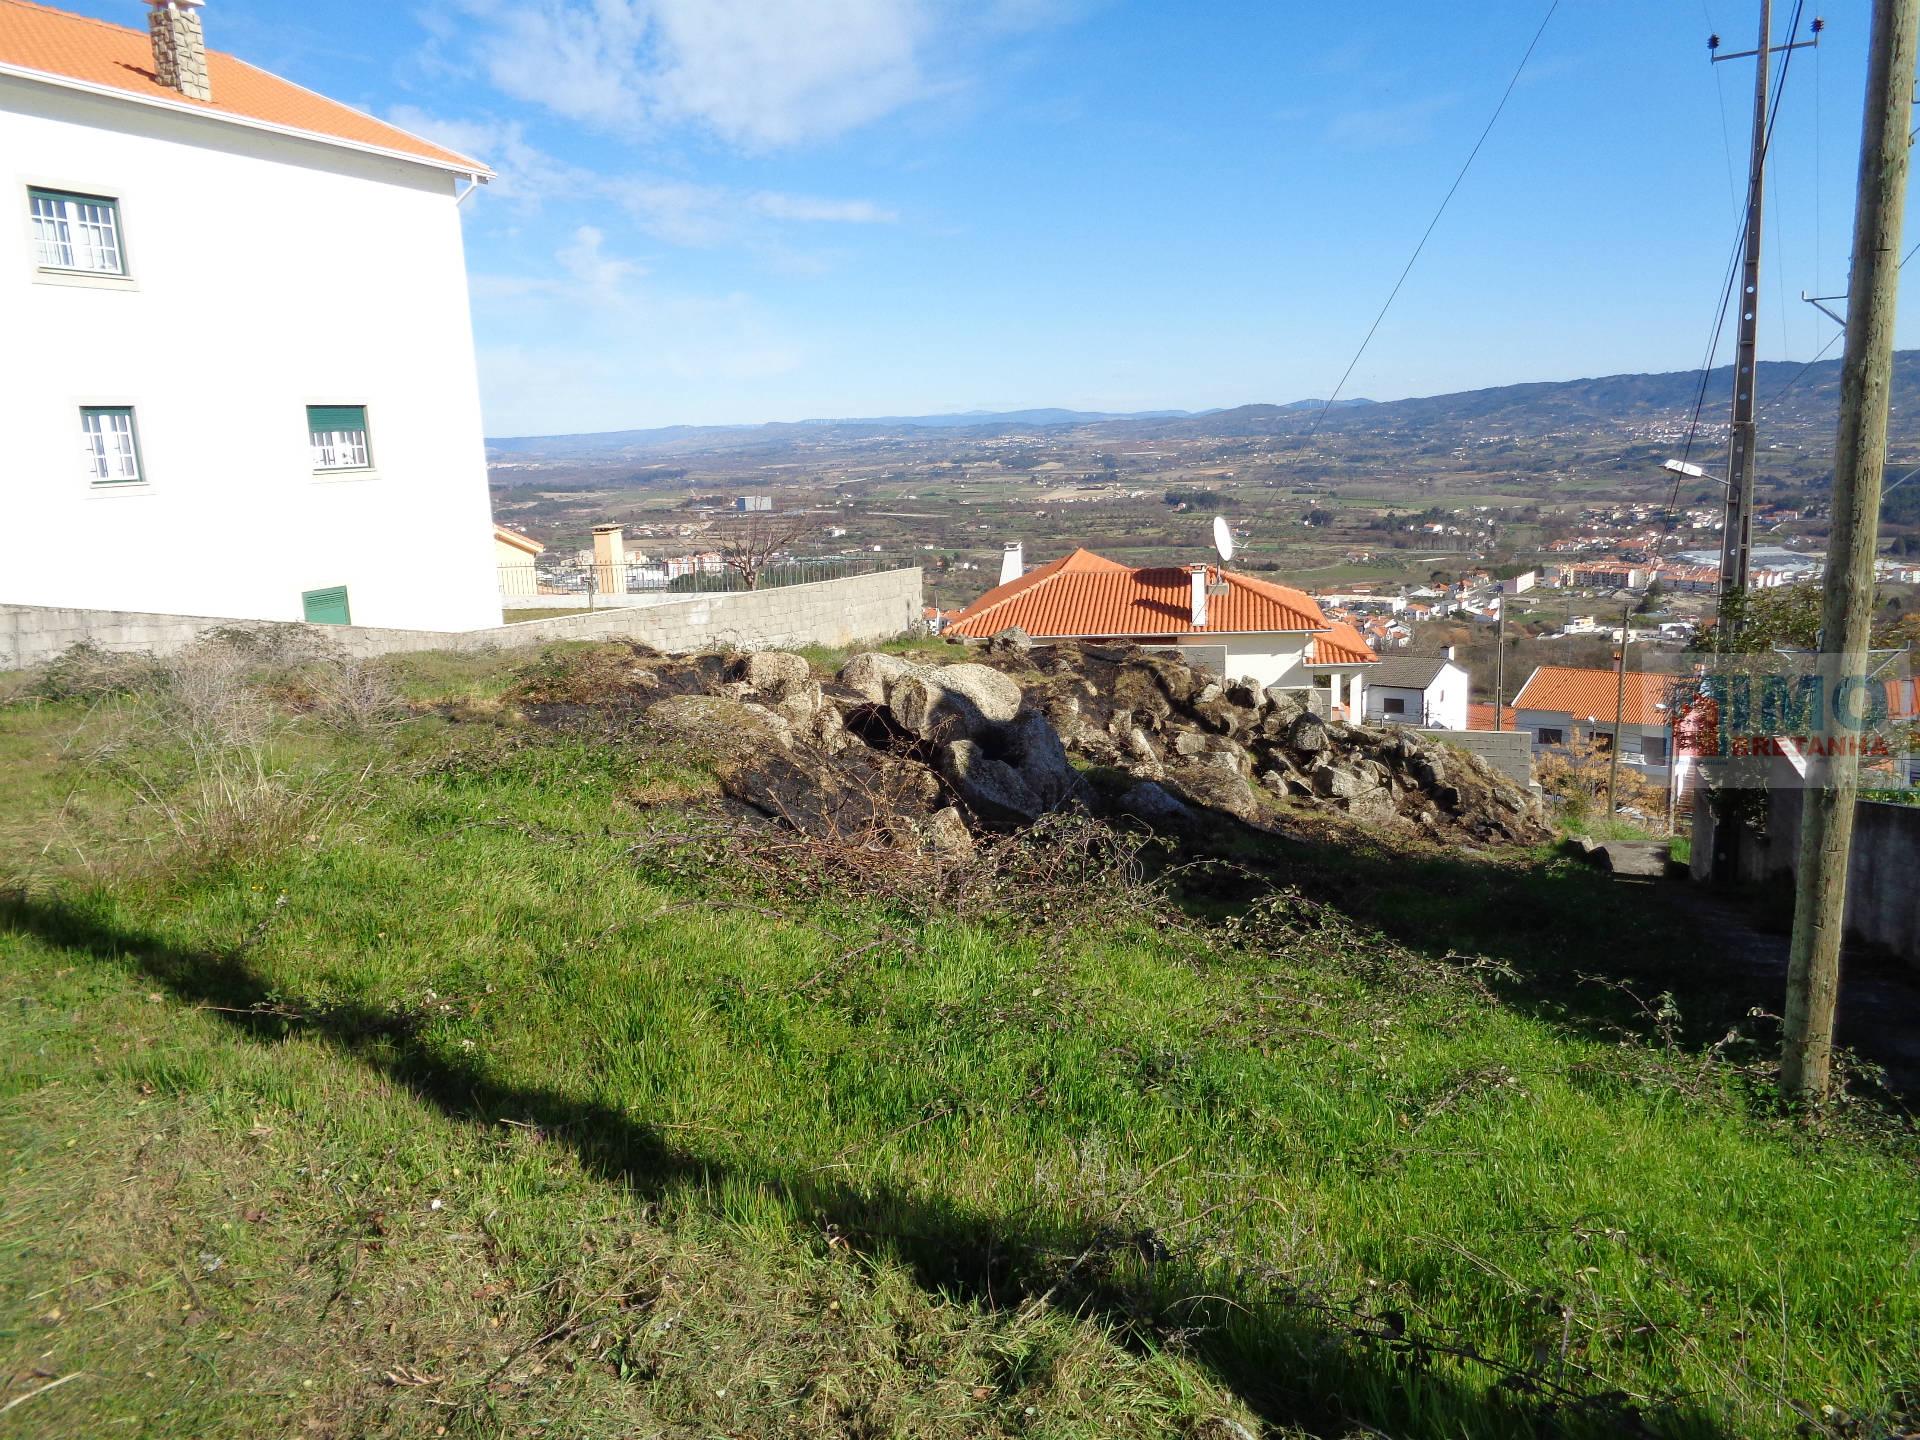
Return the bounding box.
[1416,727,1534,787]
[0,567,925,669]
[1691,779,1920,962]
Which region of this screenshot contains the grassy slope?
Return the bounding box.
[1,656,1915,1440]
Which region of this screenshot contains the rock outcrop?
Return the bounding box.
[519,640,1550,850]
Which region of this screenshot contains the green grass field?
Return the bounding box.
[1,643,1915,1439]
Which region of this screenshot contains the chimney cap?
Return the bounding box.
[147,0,206,8]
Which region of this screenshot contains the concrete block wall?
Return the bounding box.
[0,567,924,670]
[1416,728,1534,787]
[1691,781,1920,963]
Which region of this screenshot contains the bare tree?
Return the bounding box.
[717,510,822,590]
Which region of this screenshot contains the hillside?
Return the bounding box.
[2,631,1916,1438]
[484,354,1920,462]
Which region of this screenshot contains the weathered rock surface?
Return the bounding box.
[938,739,1044,825]
[529,638,1550,851]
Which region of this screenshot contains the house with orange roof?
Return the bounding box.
[2,0,501,631]
[945,547,1378,716]
[1512,664,1680,780]
[1467,702,1521,733]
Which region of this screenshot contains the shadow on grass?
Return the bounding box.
[1156,808,1826,1088]
[3,893,1723,1440]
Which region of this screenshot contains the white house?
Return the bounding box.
[943,546,1377,712]
[1511,664,1675,783]
[1,0,500,631]
[1359,654,1470,731]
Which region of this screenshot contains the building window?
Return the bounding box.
[1383,696,1406,715]
[1537,727,1565,746]
[31,188,126,274]
[301,586,351,625]
[1639,734,1669,763]
[308,405,371,471]
[79,406,142,485]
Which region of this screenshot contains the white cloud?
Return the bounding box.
[386,106,596,206]
[389,105,901,245]
[604,178,900,244]
[446,0,1071,149]
[473,259,805,433]
[1324,93,1459,150]
[642,0,926,148]
[556,225,644,294]
[749,192,897,224]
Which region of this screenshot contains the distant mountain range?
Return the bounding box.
[485,352,1920,462]
[486,399,1377,458]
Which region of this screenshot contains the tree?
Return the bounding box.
[716,511,823,591]
[1712,584,1824,653]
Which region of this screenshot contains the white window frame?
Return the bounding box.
[308,406,373,473]
[79,406,144,486]
[30,188,127,276]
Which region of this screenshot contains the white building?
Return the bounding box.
[1360,655,1470,731]
[1,0,500,631]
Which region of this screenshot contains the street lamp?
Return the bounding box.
[1662,459,1730,489]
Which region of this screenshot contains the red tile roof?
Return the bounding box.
[1512,665,1676,728]
[1467,702,1520,732]
[946,547,1333,640]
[1308,621,1379,666]
[0,0,485,172]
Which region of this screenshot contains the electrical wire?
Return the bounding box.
[1309,1,1559,434]
[1662,0,1809,531]
[1704,0,1741,209]
[1814,20,1824,296]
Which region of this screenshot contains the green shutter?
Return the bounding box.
[307,405,366,432]
[301,587,351,625]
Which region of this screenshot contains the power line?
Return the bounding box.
[1310,1,1560,433]
[1705,0,1742,208]
[1662,0,1810,531]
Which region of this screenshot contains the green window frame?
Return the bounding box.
[79,406,144,486]
[30,187,127,275]
[308,405,371,472]
[301,586,352,625]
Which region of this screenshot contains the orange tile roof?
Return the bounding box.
[1467,702,1520,732]
[1308,620,1378,666]
[947,548,1330,640]
[0,0,485,172]
[1512,665,1676,728]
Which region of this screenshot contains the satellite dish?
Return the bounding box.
[1211,515,1235,564]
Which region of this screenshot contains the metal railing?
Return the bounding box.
[497,555,899,607]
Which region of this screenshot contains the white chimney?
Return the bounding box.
[1189,564,1208,628]
[999,542,1024,586]
[147,0,211,101]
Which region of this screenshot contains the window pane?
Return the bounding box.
[80,408,141,484]
[308,407,370,469]
[31,194,74,268]
[30,191,124,274]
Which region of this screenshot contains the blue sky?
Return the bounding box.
[71,1,1908,434]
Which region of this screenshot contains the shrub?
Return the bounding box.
[27,641,163,702]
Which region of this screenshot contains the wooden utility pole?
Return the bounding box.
[1605,598,1632,817]
[1782,0,1919,1100]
